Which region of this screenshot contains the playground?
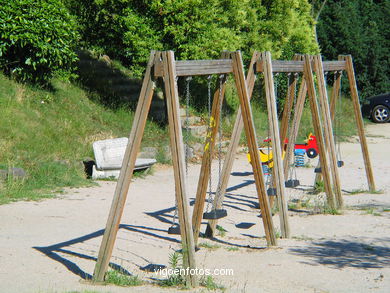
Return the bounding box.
[0,122,389,293]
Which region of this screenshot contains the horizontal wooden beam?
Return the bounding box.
[256,60,346,73]
[154,59,233,77]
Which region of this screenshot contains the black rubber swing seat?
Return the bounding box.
[167,224,181,235]
[285,179,300,188]
[203,209,227,220]
[267,188,277,196]
[337,160,344,167]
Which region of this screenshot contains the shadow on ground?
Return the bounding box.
[33,224,179,280]
[289,238,390,269]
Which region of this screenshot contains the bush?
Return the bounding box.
[317,0,390,99]
[0,0,79,85]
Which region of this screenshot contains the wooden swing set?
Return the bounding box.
[205,51,376,238]
[91,50,375,287]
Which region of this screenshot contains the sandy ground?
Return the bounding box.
[1,123,390,293]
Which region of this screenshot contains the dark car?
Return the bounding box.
[361,93,390,123]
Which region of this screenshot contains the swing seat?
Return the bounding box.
[314,167,321,173]
[285,179,300,188]
[203,209,227,220]
[267,188,277,196]
[167,224,181,235]
[337,160,344,167]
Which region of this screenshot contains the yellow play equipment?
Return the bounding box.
[247,148,283,168]
[247,139,286,168]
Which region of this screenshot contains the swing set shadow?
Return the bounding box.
[33,224,181,280]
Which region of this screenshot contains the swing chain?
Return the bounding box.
[185,76,192,175]
[336,71,343,161]
[216,75,225,208]
[206,75,213,212]
[172,199,178,226]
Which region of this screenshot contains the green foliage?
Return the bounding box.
[65,0,318,78]
[0,0,79,85]
[158,252,186,287]
[317,0,390,99]
[200,275,226,291]
[104,270,143,286]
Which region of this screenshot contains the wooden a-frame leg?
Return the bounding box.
[329,71,342,121]
[191,63,228,245]
[283,77,307,178]
[162,51,198,287]
[93,51,157,282]
[204,51,259,239]
[340,55,376,192]
[261,51,290,238]
[303,55,336,209]
[232,51,276,246]
[313,55,343,208]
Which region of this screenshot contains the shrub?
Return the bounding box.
[0,0,79,85]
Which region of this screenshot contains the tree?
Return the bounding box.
[317,0,389,98]
[0,0,79,85]
[65,0,318,76]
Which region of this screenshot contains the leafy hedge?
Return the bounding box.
[317,0,390,99]
[0,0,79,85]
[65,0,319,77]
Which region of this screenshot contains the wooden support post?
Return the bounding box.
[340,55,376,191]
[329,71,342,121]
[260,52,290,238]
[313,55,343,209]
[303,55,336,209]
[279,56,300,147]
[93,52,157,282]
[93,51,197,287]
[283,63,307,177]
[162,51,198,287]
[191,58,228,245]
[205,52,259,238]
[232,51,276,246]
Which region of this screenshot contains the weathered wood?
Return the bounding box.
[279,73,297,147]
[93,52,157,282]
[257,60,346,73]
[155,59,233,77]
[303,55,336,209]
[232,51,277,246]
[313,55,343,209]
[162,51,198,287]
[340,55,376,191]
[191,59,228,245]
[283,57,307,179]
[261,52,290,238]
[329,71,342,121]
[205,52,259,238]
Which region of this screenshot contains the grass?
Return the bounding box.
[158,251,225,290]
[0,67,363,205]
[216,225,227,237]
[225,246,239,251]
[198,242,222,250]
[200,275,226,291]
[0,73,169,204]
[104,270,143,286]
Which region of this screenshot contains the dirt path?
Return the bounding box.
[1,123,389,293]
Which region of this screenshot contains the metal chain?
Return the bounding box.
[206,75,213,212]
[216,75,225,208]
[172,200,178,225]
[185,76,192,175]
[337,71,343,161]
